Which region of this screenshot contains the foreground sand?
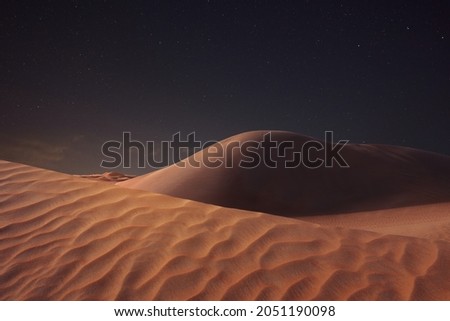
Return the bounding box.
[1,159,450,300]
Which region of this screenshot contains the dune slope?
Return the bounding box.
[118,131,450,217]
[1,160,450,300]
[302,202,450,242]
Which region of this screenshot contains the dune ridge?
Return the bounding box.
[75,172,135,183]
[117,131,450,217]
[1,160,450,300]
[302,202,450,242]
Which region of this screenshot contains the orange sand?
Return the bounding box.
[1,159,450,300]
[118,131,450,216]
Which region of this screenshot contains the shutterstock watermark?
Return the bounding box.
[101,131,350,170]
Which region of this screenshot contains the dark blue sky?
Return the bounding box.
[0,0,449,174]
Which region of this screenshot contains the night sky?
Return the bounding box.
[1,0,449,174]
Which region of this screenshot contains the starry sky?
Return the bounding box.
[1,0,449,174]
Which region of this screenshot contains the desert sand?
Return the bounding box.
[1,156,450,300]
[118,131,450,216]
[302,202,450,242]
[75,172,135,183]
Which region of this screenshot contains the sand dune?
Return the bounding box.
[75,172,135,183]
[117,131,450,217]
[1,159,450,300]
[302,202,450,242]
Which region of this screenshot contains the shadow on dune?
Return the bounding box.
[118,131,450,217]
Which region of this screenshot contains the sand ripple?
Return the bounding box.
[1,160,449,300]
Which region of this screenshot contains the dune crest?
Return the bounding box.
[75,172,135,183]
[302,202,450,242]
[1,160,450,300]
[117,131,450,217]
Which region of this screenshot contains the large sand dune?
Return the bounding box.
[1,159,450,300]
[302,202,450,242]
[118,131,450,216]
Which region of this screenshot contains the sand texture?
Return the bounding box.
[1,159,450,300]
